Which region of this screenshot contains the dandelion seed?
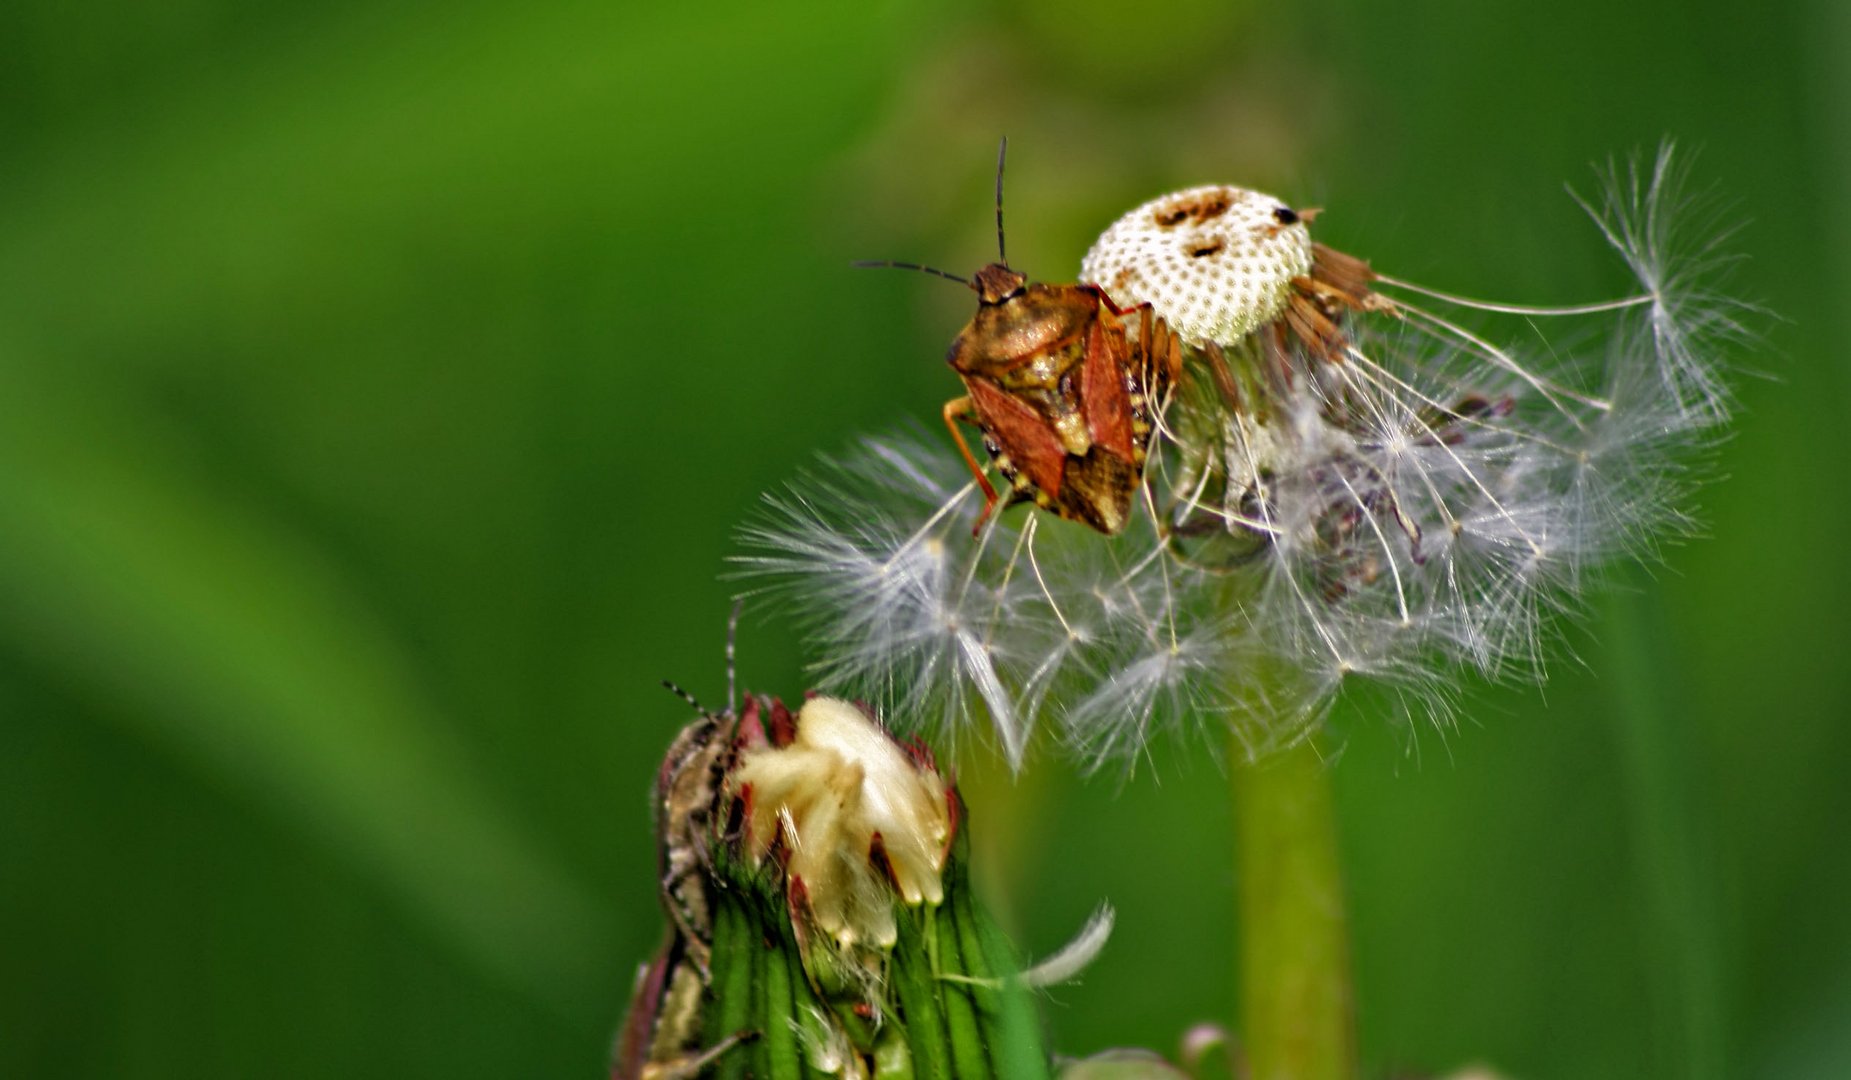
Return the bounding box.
[740,144,1747,769]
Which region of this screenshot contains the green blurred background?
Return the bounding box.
[2,1,1845,1077]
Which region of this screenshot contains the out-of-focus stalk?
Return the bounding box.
[1233,736,1356,1080]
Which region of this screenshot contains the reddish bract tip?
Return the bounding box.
[725,784,753,849]
[736,696,767,750]
[766,817,793,870]
[899,734,937,772]
[867,831,902,893]
[767,698,797,748]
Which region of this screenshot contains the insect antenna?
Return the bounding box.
[724,599,743,719]
[993,135,1008,267]
[852,259,973,288]
[660,679,708,716]
[661,603,748,720]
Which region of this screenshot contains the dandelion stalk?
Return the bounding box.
[1604,578,1728,1080]
[1232,735,1355,1080]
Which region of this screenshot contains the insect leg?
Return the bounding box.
[724,599,742,720]
[1089,285,1145,319]
[943,395,1001,529]
[637,1030,755,1080]
[1093,288,1183,387]
[1135,300,1154,379]
[1158,316,1182,387]
[660,868,713,979]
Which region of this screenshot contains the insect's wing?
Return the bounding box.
[1077,313,1135,461]
[1055,447,1137,535]
[611,945,674,1079]
[964,375,1067,497]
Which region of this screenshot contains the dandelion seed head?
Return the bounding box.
[1081,185,1314,347]
[745,145,1746,770]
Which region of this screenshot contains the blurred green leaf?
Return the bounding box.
[0,345,607,1012]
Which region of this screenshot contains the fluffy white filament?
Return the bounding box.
[738,145,1745,770]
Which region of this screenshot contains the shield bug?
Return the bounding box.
[860,139,1183,535]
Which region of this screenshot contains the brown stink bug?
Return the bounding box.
[860,140,1183,535]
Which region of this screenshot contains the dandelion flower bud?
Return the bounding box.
[732,696,952,949]
[616,692,1088,1078]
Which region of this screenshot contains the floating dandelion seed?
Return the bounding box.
[740,144,1748,770]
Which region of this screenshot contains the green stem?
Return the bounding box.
[1233,736,1357,1080]
[1604,582,1728,1080]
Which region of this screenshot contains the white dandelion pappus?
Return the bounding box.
[735,435,1051,766]
[740,144,1745,770]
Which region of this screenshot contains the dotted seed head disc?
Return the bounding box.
[1080,185,1314,348]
